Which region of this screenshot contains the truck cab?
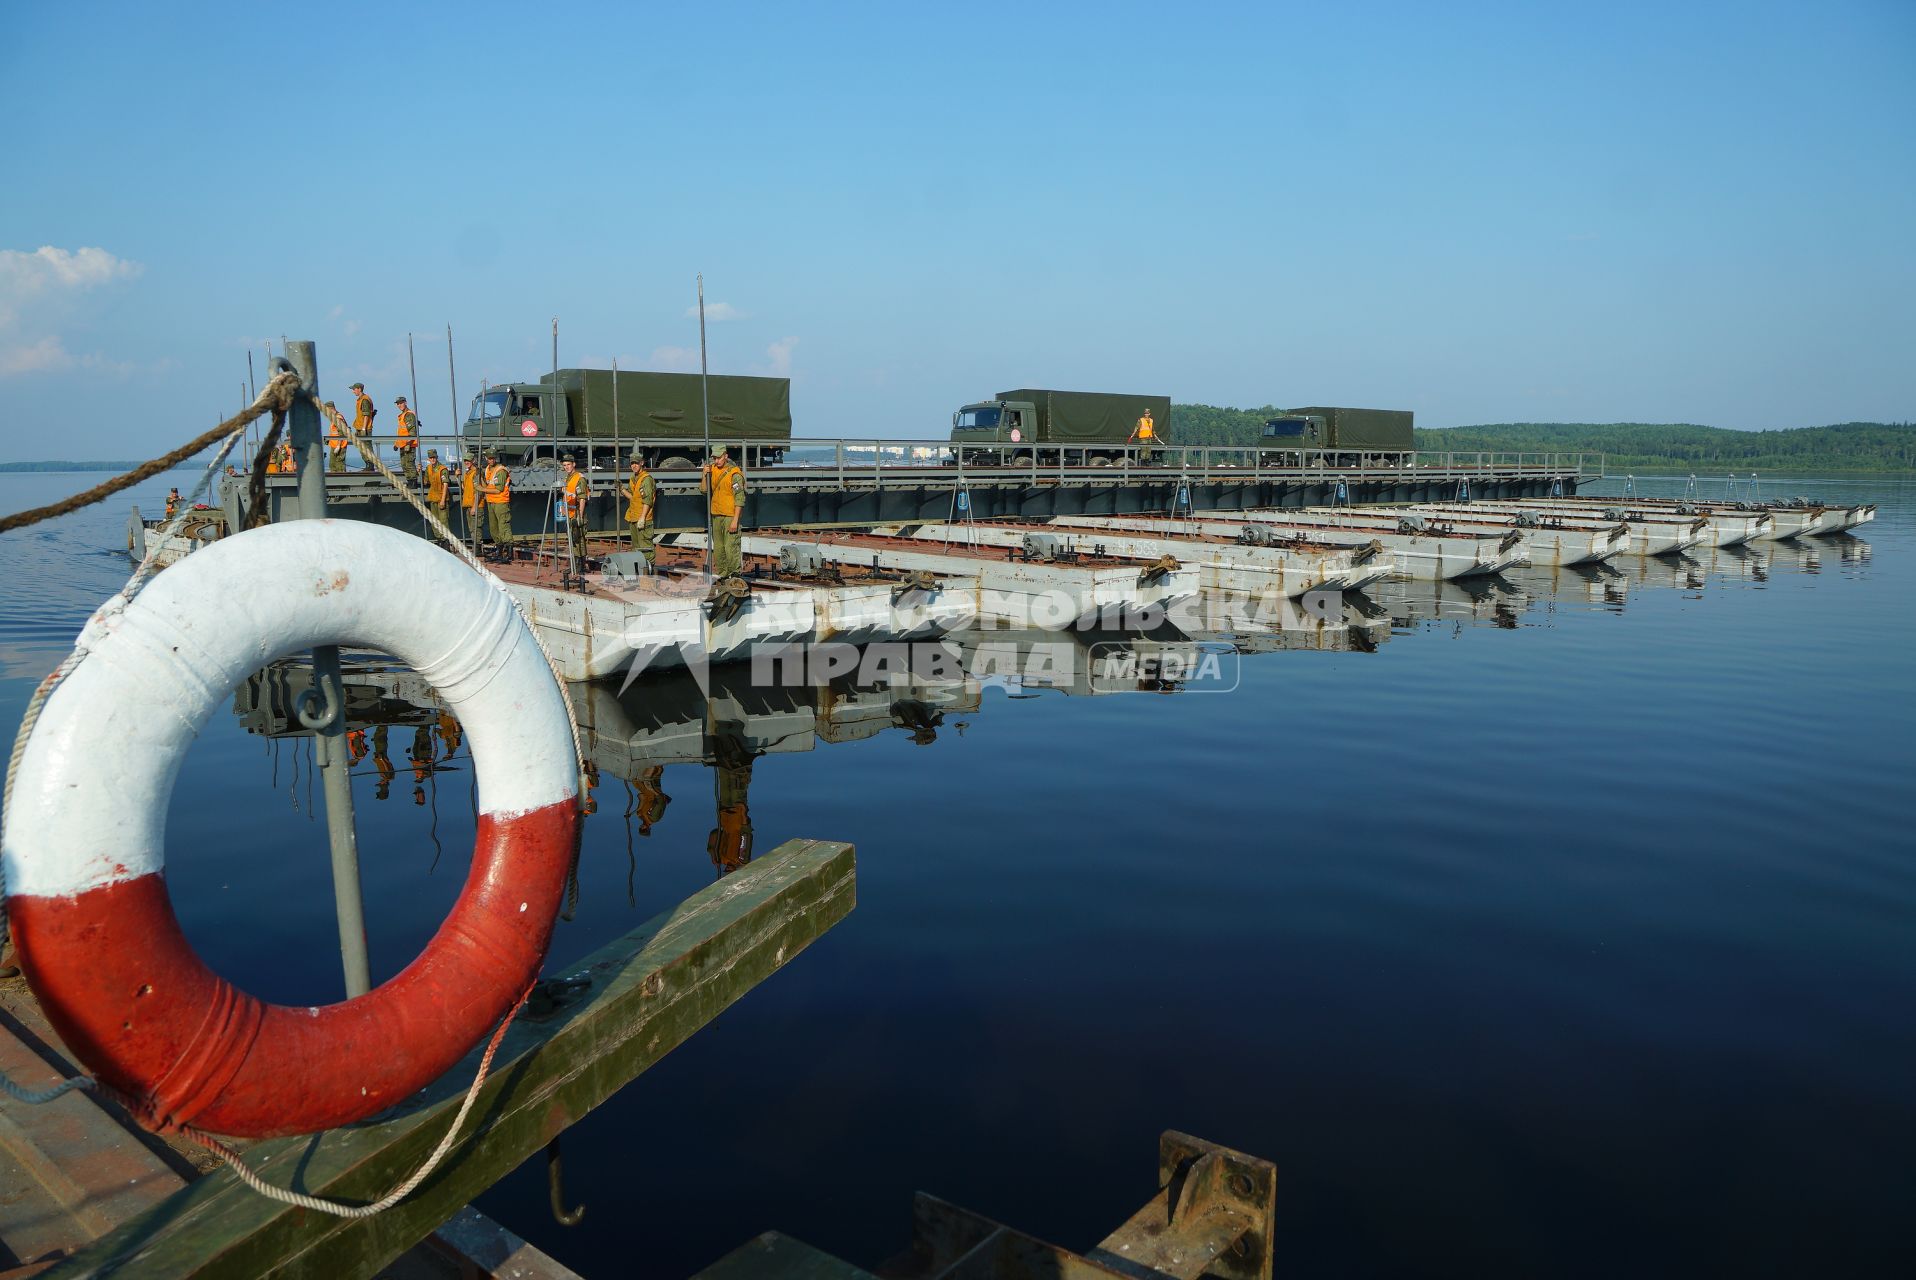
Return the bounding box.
[950,399,1039,464]
[1258,415,1324,467]
[464,383,572,463]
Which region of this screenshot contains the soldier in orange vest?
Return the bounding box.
[459,453,483,548]
[350,382,376,472]
[325,401,350,472]
[424,449,450,530]
[700,444,746,578]
[560,454,589,575]
[706,728,757,878]
[394,397,420,481]
[479,449,513,559]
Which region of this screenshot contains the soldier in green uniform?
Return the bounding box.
[621,452,658,566]
[701,444,746,579]
[480,448,514,559]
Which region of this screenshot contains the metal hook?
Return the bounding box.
[294,680,339,731]
[546,1137,585,1226]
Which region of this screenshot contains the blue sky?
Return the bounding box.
[2,0,1911,459]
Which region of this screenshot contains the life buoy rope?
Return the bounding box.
[2,520,580,1138]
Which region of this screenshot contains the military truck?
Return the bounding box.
[949,389,1172,465]
[463,368,791,468]
[1259,406,1414,467]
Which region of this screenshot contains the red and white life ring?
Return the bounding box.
[2,520,579,1138]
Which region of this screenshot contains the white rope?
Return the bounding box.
[0,1071,96,1105]
[4,375,289,951]
[336,410,586,795]
[180,990,523,1218]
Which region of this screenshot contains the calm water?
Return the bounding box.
[2,472,1913,1276]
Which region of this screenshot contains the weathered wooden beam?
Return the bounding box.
[50,837,856,1280]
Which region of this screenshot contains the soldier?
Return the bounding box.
[480,448,513,559]
[460,452,483,548]
[1128,407,1160,463]
[394,396,420,481]
[325,401,350,472]
[371,724,394,802]
[559,453,589,572]
[349,382,376,471]
[706,728,757,878]
[424,449,450,530]
[621,451,657,567]
[634,764,670,835]
[700,444,745,578]
[276,437,296,475]
[164,487,181,519]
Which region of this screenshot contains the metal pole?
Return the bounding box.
[553,318,573,577]
[408,332,419,424]
[446,323,460,536]
[283,340,372,999]
[697,274,712,576]
[612,356,619,475]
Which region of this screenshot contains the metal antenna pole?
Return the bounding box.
[408,332,420,422]
[446,323,459,534]
[284,340,372,999]
[476,378,488,561]
[612,355,619,474]
[698,274,712,576]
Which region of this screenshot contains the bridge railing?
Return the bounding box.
[248,429,1604,489]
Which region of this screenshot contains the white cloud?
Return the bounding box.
[762,336,799,377]
[648,345,702,372]
[0,335,71,376]
[684,301,744,322]
[342,319,361,337]
[0,246,141,303]
[0,246,144,378]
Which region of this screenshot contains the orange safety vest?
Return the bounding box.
[562,470,587,519]
[625,468,654,522]
[709,804,753,874]
[460,466,478,508]
[396,409,418,451]
[1136,416,1155,440]
[352,394,375,434]
[165,495,180,517]
[703,461,743,517]
[483,463,511,504]
[328,414,349,452]
[426,461,449,504]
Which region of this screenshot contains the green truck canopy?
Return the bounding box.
[1285,406,1414,451]
[544,369,791,441]
[997,389,1173,443]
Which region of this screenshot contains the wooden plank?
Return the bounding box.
[49,838,855,1280]
[0,1009,186,1267]
[423,1206,583,1280]
[692,1232,877,1280]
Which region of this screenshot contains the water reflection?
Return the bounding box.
[1366,529,1874,630]
[224,526,1873,884]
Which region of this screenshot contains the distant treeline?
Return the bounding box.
[0,460,173,473]
[1167,408,1916,470]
